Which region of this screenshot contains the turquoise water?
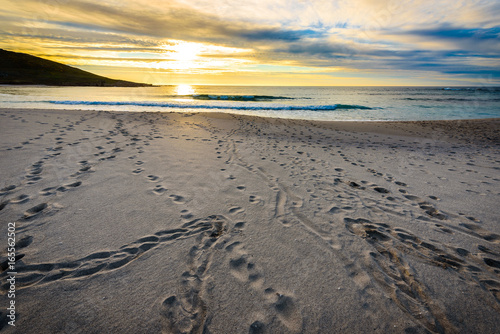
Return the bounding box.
[1,85,499,121]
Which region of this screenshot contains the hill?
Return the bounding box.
[0,49,151,87]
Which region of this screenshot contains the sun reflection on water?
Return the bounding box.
[175,84,195,96]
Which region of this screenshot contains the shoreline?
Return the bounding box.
[1,107,499,333]
[2,108,499,145]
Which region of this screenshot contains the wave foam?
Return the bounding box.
[46,100,373,111]
[189,94,293,101]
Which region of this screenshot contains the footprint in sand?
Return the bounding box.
[3,215,231,291]
[24,203,48,219]
[146,175,159,182]
[16,235,33,249]
[233,222,245,232]
[228,206,245,215]
[152,185,167,195]
[418,202,447,220]
[373,186,390,194]
[464,215,480,222]
[79,165,92,172]
[249,321,266,334]
[78,160,91,170]
[132,168,144,174]
[460,223,500,243]
[225,241,264,287]
[404,194,421,201]
[434,224,453,234]
[0,201,8,211]
[225,235,304,331]
[25,163,44,184]
[40,187,57,196]
[327,206,342,214]
[272,293,303,332]
[26,176,42,184]
[169,195,186,204]
[180,210,193,220]
[249,195,262,204]
[10,194,29,204]
[59,181,82,192]
[0,185,16,195]
[160,215,229,333]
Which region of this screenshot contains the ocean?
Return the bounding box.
[1,85,499,121]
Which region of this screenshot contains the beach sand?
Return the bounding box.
[0,108,499,333]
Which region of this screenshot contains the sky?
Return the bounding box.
[1,0,499,86]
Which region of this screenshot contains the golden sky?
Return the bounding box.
[1,0,499,85]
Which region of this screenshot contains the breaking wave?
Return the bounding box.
[177,94,295,101]
[46,100,374,111]
[401,97,500,102]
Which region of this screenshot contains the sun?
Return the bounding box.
[171,41,203,61]
[165,41,205,70]
[155,40,253,73]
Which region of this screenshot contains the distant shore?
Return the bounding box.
[0,49,152,87]
[0,82,154,87]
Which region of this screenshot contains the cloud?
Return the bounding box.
[1,0,500,84]
[3,0,320,45]
[408,26,500,40]
[390,24,500,55]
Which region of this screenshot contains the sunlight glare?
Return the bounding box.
[175,84,195,96]
[171,41,203,61]
[167,41,203,70]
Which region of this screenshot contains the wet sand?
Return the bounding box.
[0,108,499,333]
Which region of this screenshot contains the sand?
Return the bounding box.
[0,108,499,333]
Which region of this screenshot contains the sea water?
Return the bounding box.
[1,85,499,121]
